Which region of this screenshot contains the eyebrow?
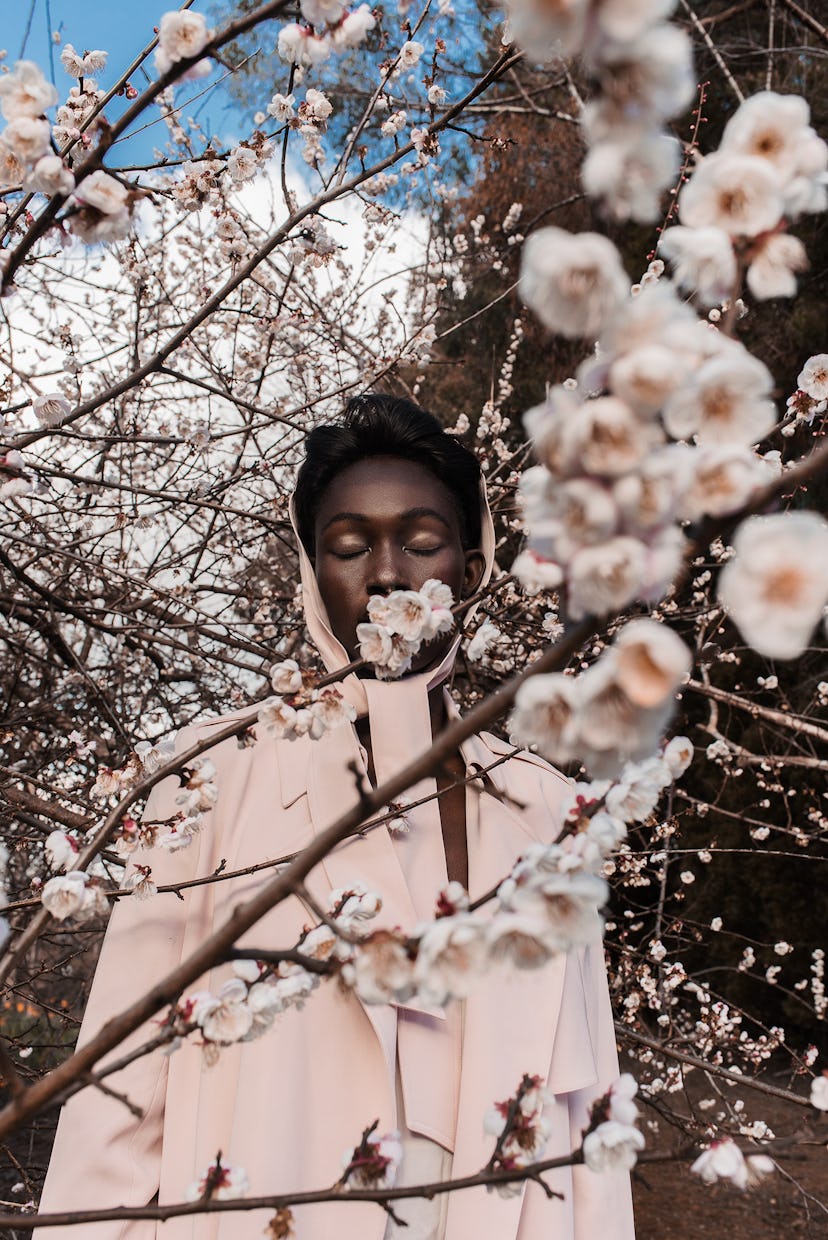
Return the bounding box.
[321,507,453,532]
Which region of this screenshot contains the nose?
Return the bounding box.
[366,541,409,595]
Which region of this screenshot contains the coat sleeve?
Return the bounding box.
[565,943,636,1239]
[507,749,636,1238]
[37,728,204,1239]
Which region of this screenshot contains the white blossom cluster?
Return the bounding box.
[185,1155,249,1202]
[356,578,455,679]
[661,92,828,304]
[346,838,609,1008]
[500,0,693,222]
[179,885,381,1054]
[40,869,109,923]
[811,1072,828,1111]
[515,232,790,621]
[582,1074,646,1173]
[155,11,213,82]
[277,0,376,68]
[0,58,139,242]
[509,619,690,777]
[690,1137,774,1190]
[341,1127,404,1190]
[717,511,828,660]
[259,661,357,741]
[483,1074,555,1195]
[0,61,67,198]
[555,735,693,866]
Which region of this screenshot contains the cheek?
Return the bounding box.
[316,559,363,636]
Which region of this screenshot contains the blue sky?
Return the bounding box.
[3,0,241,166]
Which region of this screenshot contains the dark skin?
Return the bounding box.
[313,456,486,888]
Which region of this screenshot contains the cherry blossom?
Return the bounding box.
[582,1120,645,1172]
[396,40,425,71]
[277,24,333,66]
[661,347,776,445]
[613,619,691,710]
[185,1156,249,1201]
[0,61,58,120]
[2,116,52,164]
[810,1073,828,1111]
[587,24,695,130]
[658,225,737,306]
[679,152,784,237]
[718,512,828,659]
[607,1073,640,1125]
[347,930,415,1004]
[509,673,581,764]
[25,155,75,198]
[342,1128,403,1190]
[300,0,348,25]
[72,170,129,215]
[484,1075,553,1195]
[155,11,213,80]
[500,0,589,61]
[719,91,828,216]
[691,1138,774,1189]
[267,93,296,123]
[412,912,488,1004]
[797,353,828,401]
[40,871,89,921]
[745,232,808,300]
[332,5,377,48]
[662,735,693,779]
[59,45,108,79]
[357,580,455,678]
[519,227,629,339]
[44,831,80,873]
[190,979,254,1045]
[32,393,72,427]
[125,866,157,900]
[680,444,780,521]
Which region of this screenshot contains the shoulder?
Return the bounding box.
[475,729,570,786]
[469,729,572,837]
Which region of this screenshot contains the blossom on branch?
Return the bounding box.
[155,11,213,80]
[185,1155,249,1201]
[582,1120,645,1172]
[519,227,629,339]
[690,1138,774,1189]
[810,1073,828,1111]
[0,61,58,120]
[717,512,828,659]
[484,1074,553,1197]
[797,354,828,401]
[342,1126,403,1190]
[44,830,80,872]
[678,153,783,238]
[60,45,108,79]
[356,579,454,679]
[40,870,89,921]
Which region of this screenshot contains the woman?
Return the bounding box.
[39,396,635,1239]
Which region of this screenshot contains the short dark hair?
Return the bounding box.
[294,394,482,554]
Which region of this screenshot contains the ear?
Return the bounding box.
[461,549,486,598]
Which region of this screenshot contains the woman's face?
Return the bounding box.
[314,456,485,672]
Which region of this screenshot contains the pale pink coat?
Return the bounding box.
[39,710,635,1240]
[40,485,634,1238]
